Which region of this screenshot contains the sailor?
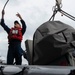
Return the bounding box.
[0,10,27,65]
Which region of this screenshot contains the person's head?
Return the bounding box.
[14,20,21,28]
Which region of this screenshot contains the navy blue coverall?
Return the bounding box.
[0,19,26,65]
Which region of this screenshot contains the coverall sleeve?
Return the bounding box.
[0,19,10,34]
[20,19,26,35]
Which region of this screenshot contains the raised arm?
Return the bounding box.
[16,13,26,35]
[1,10,10,34]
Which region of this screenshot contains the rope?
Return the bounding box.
[59,9,75,21]
[3,0,9,10]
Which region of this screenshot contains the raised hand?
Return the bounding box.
[16,13,22,20]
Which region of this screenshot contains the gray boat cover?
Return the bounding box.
[33,21,75,65]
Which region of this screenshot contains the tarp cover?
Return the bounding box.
[33,21,75,65]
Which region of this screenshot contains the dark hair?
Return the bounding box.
[14,20,20,25]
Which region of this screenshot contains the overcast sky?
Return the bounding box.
[0,0,75,64]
